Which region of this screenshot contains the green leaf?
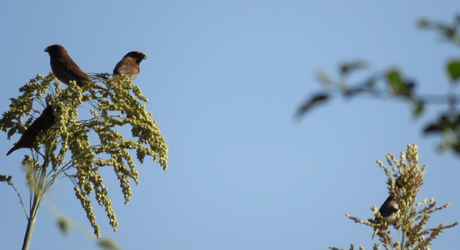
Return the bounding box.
[296,93,330,119]
[412,100,425,118]
[447,60,460,82]
[98,238,120,250]
[386,69,412,97]
[387,69,403,85]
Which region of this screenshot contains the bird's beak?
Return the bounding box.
[143,56,147,60]
[44,47,48,52]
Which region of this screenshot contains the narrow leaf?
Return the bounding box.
[296,93,330,119]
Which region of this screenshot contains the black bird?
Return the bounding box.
[112,51,147,81]
[371,195,399,239]
[371,177,404,239]
[44,44,106,90]
[7,105,55,156]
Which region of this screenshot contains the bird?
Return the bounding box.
[371,177,404,239]
[7,105,56,156]
[44,44,106,90]
[371,195,399,239]
[112,51,147,81]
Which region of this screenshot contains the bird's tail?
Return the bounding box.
[94,84,107,90]
[6,145,19,156]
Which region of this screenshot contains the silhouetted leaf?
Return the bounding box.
[424,115,451,134]
[296,93,330,119]
[447,60,460,82]
[424,123,442,134]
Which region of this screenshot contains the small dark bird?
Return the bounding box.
[112,51,147,81]
[371,195,399,239]
[7,105,56,156]
[371,177,404,239]
[44,44,106,90]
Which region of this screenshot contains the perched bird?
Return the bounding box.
[371,195,399,239]
[44,44,106,90]
[7,105,56,156]
[371,177,404,239]
[112,51,147,81]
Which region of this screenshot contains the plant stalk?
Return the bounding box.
[21,154,50,250]
[21,194,41,250]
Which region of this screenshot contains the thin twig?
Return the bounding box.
[7,179,29,219]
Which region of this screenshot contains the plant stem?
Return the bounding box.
[22,154,50,250]
[21,193,41,250]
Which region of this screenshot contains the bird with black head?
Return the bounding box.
[112,51,147,81]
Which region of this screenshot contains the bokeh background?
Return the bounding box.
[1,1,459,249]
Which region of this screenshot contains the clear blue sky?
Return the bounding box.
[0,1,459,249]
